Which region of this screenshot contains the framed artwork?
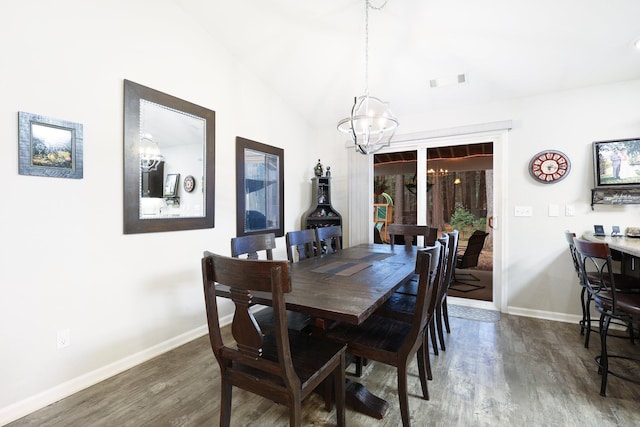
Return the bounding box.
[593,137,640,189]
[18,112,83,179]
[164,173,180,197]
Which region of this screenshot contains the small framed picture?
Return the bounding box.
[593,225,605,236]
[18,112,83,179]
[164,173,180,197]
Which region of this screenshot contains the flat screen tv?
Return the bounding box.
[593,137,640,189]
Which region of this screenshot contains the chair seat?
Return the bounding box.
[394,278,419,296]
[375,293,416,323]
[326,315,412,363]
[595,291,640,317]
[233,329,346,390]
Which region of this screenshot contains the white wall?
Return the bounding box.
[399,80,640,319]
[0,0,326,422]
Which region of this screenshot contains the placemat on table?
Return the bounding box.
[310,261,372,276]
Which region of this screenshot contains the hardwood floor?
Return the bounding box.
[8,312,640,426]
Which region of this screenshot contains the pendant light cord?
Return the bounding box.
[364,0,388,97]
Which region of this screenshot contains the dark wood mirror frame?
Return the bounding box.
[123,79,215,234]
[236,137,284,238]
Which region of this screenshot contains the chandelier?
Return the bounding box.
[337,0,398,155]
[140,133,164,172]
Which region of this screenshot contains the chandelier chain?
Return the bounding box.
[364,0,388,96]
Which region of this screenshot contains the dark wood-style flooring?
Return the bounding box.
[8,312,640,426]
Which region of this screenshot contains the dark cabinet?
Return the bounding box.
[141,162,164,198]
[302,177,342,229]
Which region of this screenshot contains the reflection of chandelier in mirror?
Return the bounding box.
[140,133,164,171]
[337,0,398,155]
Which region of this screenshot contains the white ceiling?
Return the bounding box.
[175,0,640,130]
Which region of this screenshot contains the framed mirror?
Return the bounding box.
[236,137,284,237]
[123,80,215,234]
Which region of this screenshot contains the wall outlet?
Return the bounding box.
[514,206,533,217]
[57,328,70,349]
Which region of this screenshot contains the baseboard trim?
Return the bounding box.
[507,306,582,324]
[0,322,220,426]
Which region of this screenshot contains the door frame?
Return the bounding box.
[348,124,509,312]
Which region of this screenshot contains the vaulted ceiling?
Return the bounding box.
[176,0,640,132]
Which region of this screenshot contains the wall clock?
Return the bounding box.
[183,175,195,192]
[529,150,571,183]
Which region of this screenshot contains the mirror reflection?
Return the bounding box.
[244,148,280,233]
[139,100,205,219]
[123,80,215,234]
[235,137,284,237]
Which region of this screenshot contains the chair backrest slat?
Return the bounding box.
[286,229,320,262]
[316,225,342,254]
[231,233,276,260]
[572,238,618,311]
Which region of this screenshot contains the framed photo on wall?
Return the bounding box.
[18,111,83,179]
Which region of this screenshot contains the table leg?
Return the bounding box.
[345,379,389,419]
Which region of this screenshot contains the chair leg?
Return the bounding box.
[397,364,411,427]
[220,377,232,427]
[579,287,588,336]
[423,330,433,380]
[443,298,451,334]
[290,393,302,427]
[600,315,612,397]
[334,354,346,427]
[436,305,446,351]
[429,319,439,356]
[584,294,593,349]
[416,343,430,399]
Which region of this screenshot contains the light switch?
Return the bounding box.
[565,204,575,216]
[514,206,533,217]
[548,204,559,217]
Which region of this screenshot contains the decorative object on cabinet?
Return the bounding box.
[123,79,215,234]
[236,137,284,237]
[314,159,323,177]
[183,175,195,193]
[591,187,640,209]
[18,111,83,179]
[593,137,640,189]
[302,175,342,230]
[528,149,570,183]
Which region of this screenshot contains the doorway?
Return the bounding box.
[367,130,505,311]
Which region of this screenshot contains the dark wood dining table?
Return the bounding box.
[215,243,418,419]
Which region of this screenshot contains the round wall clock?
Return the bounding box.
[183,175,195,192]
[529,150,571,184]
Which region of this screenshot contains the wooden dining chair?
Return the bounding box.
[434,230,459,351]
[388,224,439,250]
[316,225,342,254]
[231,233,310,332]
[572,239,640,397]
[202,252,347,427]
[450,230,488,291]
[326,243,443,427]
[286,229,320,262]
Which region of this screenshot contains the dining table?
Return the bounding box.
[581,233,640,277]
[215,242,419,419]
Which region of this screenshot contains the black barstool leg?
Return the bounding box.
[600,315,611,397]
